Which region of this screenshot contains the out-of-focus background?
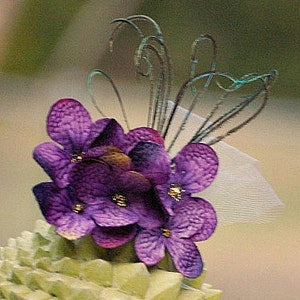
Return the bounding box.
[0,1,299,299]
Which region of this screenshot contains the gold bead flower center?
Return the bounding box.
[71,152,84,163]
[168,184,182,201]
[112,193,127,207]
[161,227,171,238]
[72,203,85,213]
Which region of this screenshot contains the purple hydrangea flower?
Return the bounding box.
[33,98,165,188]
[155,143,218,215]
[134,197,217,278]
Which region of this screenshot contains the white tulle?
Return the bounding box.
[165,102,284,224]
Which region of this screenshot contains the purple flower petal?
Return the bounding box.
[32,182,95,240]
[71,161,114,202]
[169,197,217,240]
[173,143,218,193]
[33,182,69,223]
[155,183,175,215]
[128,193,165,229]
[84,118,113,148]
[85,146,131,170]
[125,127,165,153]
[92,225,137,248]
[135,229,165,266]
[91,118,126,150]
[92,201,139,227]
[47,98,92,153]
[166,236,203,278]
[33,142,73,188]
[129,142,171,185]
[55,214,96,240]
[188,198,217,242]
[72,160,148,202]
[118,171,151,193]
[84,145,108,158]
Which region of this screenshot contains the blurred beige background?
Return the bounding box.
[0,1,299,299]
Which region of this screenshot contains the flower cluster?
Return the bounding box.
[33,98,218,278]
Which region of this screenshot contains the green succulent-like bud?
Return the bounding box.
[0,220,222,299]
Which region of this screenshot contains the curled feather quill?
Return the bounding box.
[88,15,283,224]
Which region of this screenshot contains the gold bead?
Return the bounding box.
[112,193,127,207]
[168,184,182,201]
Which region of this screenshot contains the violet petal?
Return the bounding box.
[55,214,96,240]
[85,146,131,170]
[47,98,92,153]
[173,143,218,193]
[33,182,70,224]
[71,161,114,203]
[125,127,165,153]
[92,224,137,248]
[169,197,217,240]
[155,183,175,216]
[91,118,126,150]
[135,228,165,266]
[84,145,109,159]
[129,141,171,185]
[92,201,139,227]
[189,198,217,242]
[117,171,151,193]
[166,236,203,278]
[128,193,165,229]
[32,182,95,240]
[33,142,73,188]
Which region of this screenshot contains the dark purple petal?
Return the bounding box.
[169,197,217,240]
[84,145,109,158]
[32,182,95,240]
[85,146,131,170]
[128,193,165,229]
[129,142,171,185]
[33,142,73,188]
[92,201,139,227]
[33,182,70,224]
[90,118,126,150]
[71,161,114,202]
[166,236,203,278]
[155,183,175,216]
[55,214,95,240]
[125,127,165,153]
[135,229,165,266]
[117,171,151,193]
[92,225,137,248]
[173,143,218,193]
[83,119,111,148]
[47,98,92,153]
